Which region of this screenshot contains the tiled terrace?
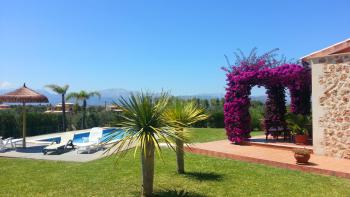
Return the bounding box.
[250,135,313,152]
[186,139,350,179]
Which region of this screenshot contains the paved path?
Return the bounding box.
[0,145,107,162]
[0,128,133,162]
[186,140,350,179]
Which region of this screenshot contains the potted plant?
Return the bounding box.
[293,148,311,164]
[285,113,311,145]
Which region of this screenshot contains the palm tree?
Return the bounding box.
[164,99,208,174]
[107,92,182,197]
[45,84,69,131]
[66,90,101,129]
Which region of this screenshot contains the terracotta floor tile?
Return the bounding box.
[186,140,350,179]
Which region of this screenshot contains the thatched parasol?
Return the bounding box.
[0,83,48,148]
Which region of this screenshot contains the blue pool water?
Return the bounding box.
[38,137,61,144]
[72,128,124,143]
[39,128,124,144]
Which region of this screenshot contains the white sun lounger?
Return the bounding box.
[0,137,13,152]
[0,137,22,151]
[74,127,104,154]
[42,132,74,155]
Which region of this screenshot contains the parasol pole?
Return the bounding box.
[22,102,26,148]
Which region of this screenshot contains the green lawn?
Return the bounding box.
[187,128,263,143]
[0,128,349,197]
[0,150,349,197]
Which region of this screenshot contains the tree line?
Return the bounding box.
[0,106,119,138]
[0,97,265,138]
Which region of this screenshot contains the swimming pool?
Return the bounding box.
[73,128,124,143]
[38,128,124,144]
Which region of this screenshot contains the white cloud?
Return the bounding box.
[0,81,13,89]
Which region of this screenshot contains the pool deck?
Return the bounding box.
[0,144,107,162]
[0,129,133,162]
[186,139,350,179]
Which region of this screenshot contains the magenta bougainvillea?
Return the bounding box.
[223,55,311,143]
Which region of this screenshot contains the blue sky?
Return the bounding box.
[0,0,349,96]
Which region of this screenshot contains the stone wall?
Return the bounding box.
[314,54,350,159]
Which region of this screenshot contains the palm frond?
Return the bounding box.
[164,100,208,128]
[45,84,69,94]
[66,92,80,101]
[163,99,208,142]
[66,90,100,101]
[62,84,69,93]
[105,92,185,160]
[88,91,101,99]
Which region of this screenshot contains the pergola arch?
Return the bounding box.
[224,62,311,143]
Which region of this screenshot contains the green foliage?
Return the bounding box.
[107,92,186,196]
[45,84,70,131]
[0,106,119,138]
[0,111,20,138]
[293,148,312,155]
[66,90,101,102]
[249,100,264,131]
[0,110,62,138]
[188,98,223,128]
[207,111,224,128]
[285,113,311,135]
[26,112,62,136]
[45,84,69,95]
[182,98,264,130]
[107,92,181,158]
[187,128,263,143]
[67,90,101,129]
[164,99,208,174]
[11,105,47,113]
[165,99,208,127]
[0,97,264,139]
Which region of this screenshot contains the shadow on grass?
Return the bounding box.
[183,171,224,182]
[154,189,206,197]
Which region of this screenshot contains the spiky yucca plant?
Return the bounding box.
[164,100,208,174]
[107,92,183,197]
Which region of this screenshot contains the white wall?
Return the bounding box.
[311,58,325,155]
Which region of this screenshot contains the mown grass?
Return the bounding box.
[0,128,349,197]
[187,128,263,143]
[0,150,349,197]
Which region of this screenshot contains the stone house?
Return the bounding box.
[302,38,350,159]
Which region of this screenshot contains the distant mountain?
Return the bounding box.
[88,88,132,105]
[0,88,132,106]
[250,95,291,104]
[176,93,274,103]
[178,93,225,100]
[0,88,289,106]
[250,95,267,102]
[41,88,133,106]
[177,94,291,104]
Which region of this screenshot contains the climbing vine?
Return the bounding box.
[223,50,311,143]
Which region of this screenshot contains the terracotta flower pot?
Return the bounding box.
[295,134,308,145]
[294,153,310,164]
